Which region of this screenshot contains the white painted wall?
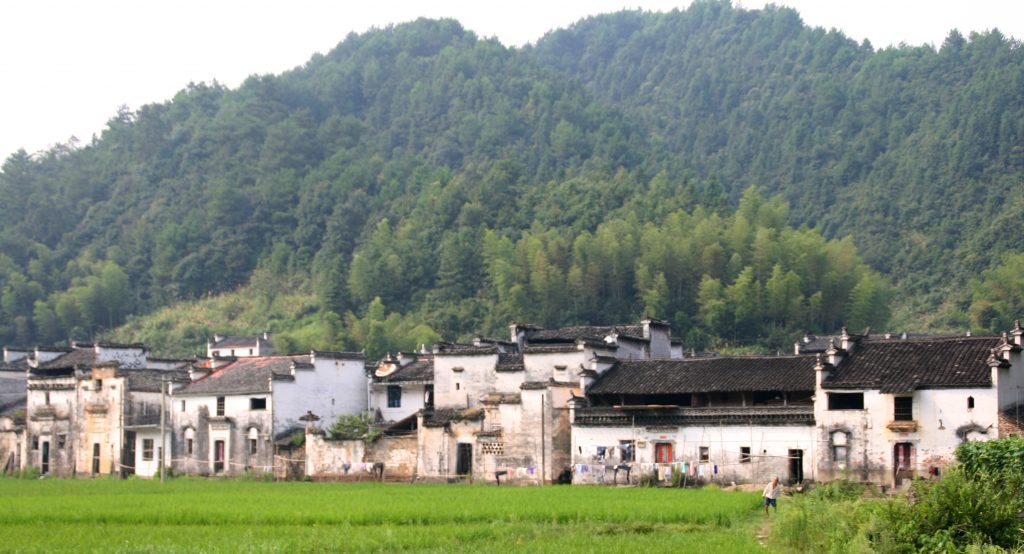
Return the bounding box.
[433,353,498,409]
[273,356,367,432]
[522,351,586,382]
[814,386,999,483]
[133,428,171,478]
[572,423,816,485]
[370,383,426,422]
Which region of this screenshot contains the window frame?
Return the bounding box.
[216,396,225,417]
[142,438,154,461]
[654,442,674,463]
[893,396,913,421]
[387,385,402,408]
[740,446,751,463]
[249,397,267,411]
[827,392,865,410]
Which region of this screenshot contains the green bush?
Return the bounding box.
[870,467,1024,552]
[955,436,1024,479]
[16,467,40,480]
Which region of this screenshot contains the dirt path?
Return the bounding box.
[755,517,771,548]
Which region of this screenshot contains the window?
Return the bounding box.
[619,440,635,462]
[57,435,66,449]
[387,385,402,408]
[827,392,864,410]
[250,398,267,410]
[248,349,253,356]
[32,437,39,451]
[699,446,710,463]
[740,446,751,463]
[142,439,154,461]
[894,397,913,421]
[424,385,434,408]
[44,392,50,405]
[248,427,259,455]
[186,439,194,456]
[212,350,220,357]
[185,428,195,456]
[180,400,186,412]
[967,396,975,410]
[93,379,102,391]
[230,349,235,357]
[216,396,225,416]
[654,442,673,463]
[831,431,849,464]
[455,382,460,391]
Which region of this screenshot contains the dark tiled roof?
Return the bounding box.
[36,348,97,371]
[523,344,581,354]
[574,406,815,427]
[528,325,643,343]
[177,355,308,396]
[211,335,272,349]
[375,357,433,383]
[125,369,191,393]
[588,356,816,395]
[434,344,499,356]
[0,399,26,424]
[0,357,31,372]
[496,353,524,372]
[313,351,366,360]
[823,336,1001,393]
[422,407,484,427]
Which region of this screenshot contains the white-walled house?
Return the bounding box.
[370,352,433,423]
[206,333,275,358]
[171,351,366,476]
[571,355,818,485]
[415,320,683,484]
[813,326,1024,487]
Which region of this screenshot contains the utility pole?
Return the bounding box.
[160,376,167,483]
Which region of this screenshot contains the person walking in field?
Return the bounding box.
[763,476,781,515]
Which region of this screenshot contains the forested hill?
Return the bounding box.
[0,2,1021,355]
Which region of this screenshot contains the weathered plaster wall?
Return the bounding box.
[274,357,367,433]
[572,423,815,485]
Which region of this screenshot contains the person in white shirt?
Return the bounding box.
[763,476,782,515]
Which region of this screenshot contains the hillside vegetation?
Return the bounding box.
[1,2,1022,355]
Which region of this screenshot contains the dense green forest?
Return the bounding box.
[1,2,1022,356]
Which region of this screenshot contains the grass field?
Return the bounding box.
[0,479,766,553]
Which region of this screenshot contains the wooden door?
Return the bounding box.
[214,440,225,473]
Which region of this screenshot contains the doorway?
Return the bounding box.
[456,443,472,478]
[41,441,50,475]
[893,442,913,487]
[92,443,101,474]
[214,440,225,473]
[122,432,136,477]
[788,449,804,484]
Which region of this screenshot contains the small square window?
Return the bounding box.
[699,446,710,463]
[250,398,267,410]
[142,439,154,461]
[740,446,751,463]
[894,397,913,421]
[387,385,401,408]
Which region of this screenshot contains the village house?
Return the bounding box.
[171,350,366,477]
[370,350,434,423]
[207,333,275,358]
[571,355,817,486]
[812,325,1024,487]
[0,347,30,473]
[412,319,682,484]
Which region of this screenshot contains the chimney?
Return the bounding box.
[966,329,972,337]
[262,331,270,340]
[1010,320,1023,347]
[814,353,831,388]
[794,342,801,355]
[839,327,854,352]
[825,338,845,367]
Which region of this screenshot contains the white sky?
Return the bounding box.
[2,0,1021,162]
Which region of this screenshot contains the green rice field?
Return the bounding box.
[0,479,766,553]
